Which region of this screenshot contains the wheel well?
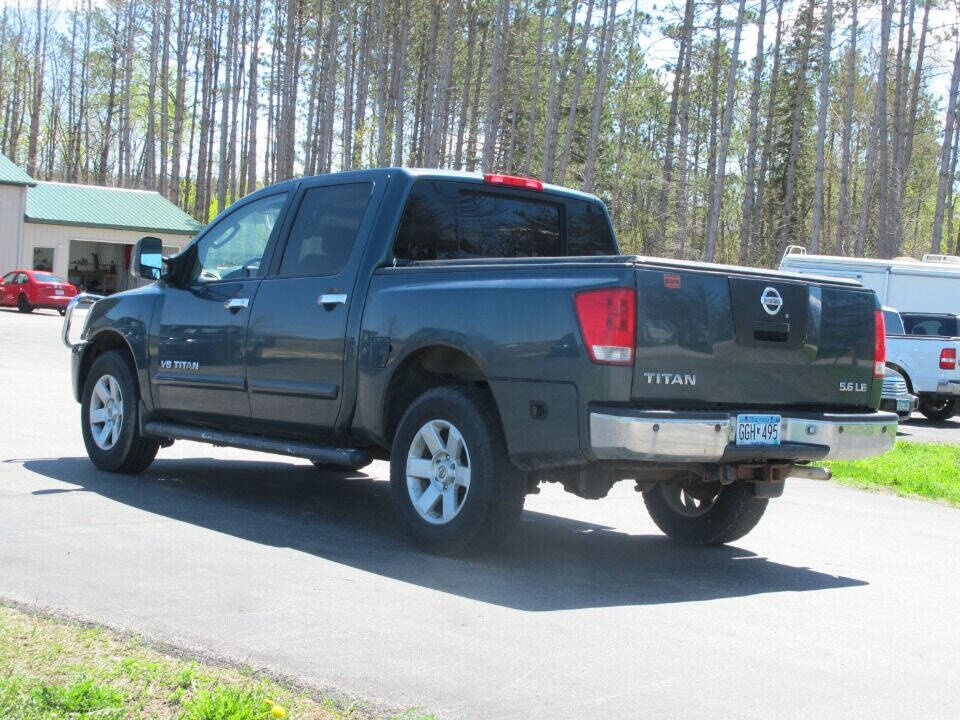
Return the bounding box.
[383,346,490,444]
[886,362,913,394]
[79,331,137,396]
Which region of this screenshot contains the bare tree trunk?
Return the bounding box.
[672,0,694,259]
[522,0,548,176]
[891,0,929,254]
[738,0,767,263]
[465,21,488,171]
[834,0,858,254]
[855,0,893,256]
[242,0,261,195]
[482,0,510,171]
[26,0,46,177]
[931,37,960,253]
[777,0,815,255]
[809,0,834,252]
[653,0,692,248]
[611,0,639,217]
[540,1,565,182]
[582,0,615,192]
[704,0,746,261]
[556,0,594,184]
[119,0,137,186]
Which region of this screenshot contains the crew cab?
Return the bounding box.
[882,307,960,421]
[62,169,896,555]
[2,269,77,314]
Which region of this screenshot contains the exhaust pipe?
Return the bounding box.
[787,465,832,481]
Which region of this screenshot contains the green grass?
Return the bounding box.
[823,441,960,506]
[0,604,434,720]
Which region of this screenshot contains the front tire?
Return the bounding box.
[643,480,767,545]
[17,294,32,313]
[81,351,159,473]
[389,386,525,556]
[919,395,957,422]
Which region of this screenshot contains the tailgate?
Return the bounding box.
[632,267,879,410]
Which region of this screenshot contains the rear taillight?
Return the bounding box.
[483,173,544,191]
[874,309,886,378]
[574,288,636,366]
[941,348,957,370]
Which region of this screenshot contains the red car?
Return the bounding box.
[0,269,78,315]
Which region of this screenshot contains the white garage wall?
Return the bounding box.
[0,185,27,272]
[21,223,193,280]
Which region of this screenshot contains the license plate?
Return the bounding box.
[54,289,64,295]
[897,399,911,412]
[736,414,782,446]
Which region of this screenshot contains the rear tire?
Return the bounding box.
[17,294,32,313]
[81,351,159,473]
[643,480,767,545]
[919,395,957,422]
[389,386,525,556]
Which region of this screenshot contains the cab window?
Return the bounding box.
[883,310,905,335]
[1,272,16,285]
[279,183,373,277]
[393,180,617,260]
[191,193,287,283]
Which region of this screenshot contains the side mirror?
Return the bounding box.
[132,236,164,280]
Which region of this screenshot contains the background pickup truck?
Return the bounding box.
[882,307,960,421]
[63,168,896,555]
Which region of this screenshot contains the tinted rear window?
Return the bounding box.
[393,180,616,260]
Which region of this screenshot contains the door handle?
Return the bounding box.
[318,294,348,306]
[224,297,249,311]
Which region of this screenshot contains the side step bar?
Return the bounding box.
[143,421,372,468]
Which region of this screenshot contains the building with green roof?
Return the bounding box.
[0,152,200,294]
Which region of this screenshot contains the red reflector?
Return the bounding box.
[483,173,544,191]
[874,309,886,379]
[941,348,957,370]
[574,288,636,366]
[664,274,681,289]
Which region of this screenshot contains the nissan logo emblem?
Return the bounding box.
[761,287,783,316]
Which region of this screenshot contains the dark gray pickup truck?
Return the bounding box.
[63,168,896,554]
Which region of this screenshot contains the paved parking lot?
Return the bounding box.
[1,307,959,719]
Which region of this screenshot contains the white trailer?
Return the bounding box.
[779,247,960,314]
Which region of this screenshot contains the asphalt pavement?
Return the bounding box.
[1,307,959,719]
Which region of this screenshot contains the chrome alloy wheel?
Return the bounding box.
[659,481,722,518]
[88,374,123,451]
[406,419,471,525]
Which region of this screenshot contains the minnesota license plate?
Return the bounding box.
[736,414,781,446]
[54,289,64,295]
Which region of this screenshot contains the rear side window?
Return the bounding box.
[393,180,615,260]
[883,310,905,335]
[567,202,614,255]
[280,183,373,276]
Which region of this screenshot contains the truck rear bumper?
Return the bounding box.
[590,409,897,463]
[936,381,960,395]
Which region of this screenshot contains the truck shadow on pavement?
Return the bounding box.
[23,457,867,611]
